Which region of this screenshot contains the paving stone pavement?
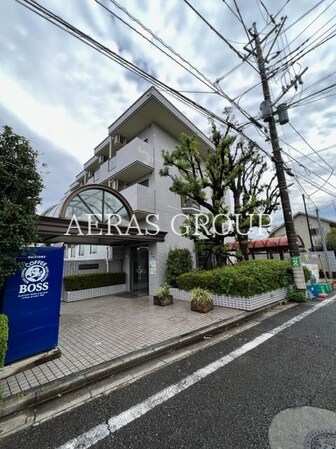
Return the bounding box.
[0,295,241,398]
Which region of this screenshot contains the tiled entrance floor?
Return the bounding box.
[0,295,241,398]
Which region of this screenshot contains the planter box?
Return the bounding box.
[191,300,214,313]
[171,287,287,311]
[153,295,174,306]
[63,284,127,302]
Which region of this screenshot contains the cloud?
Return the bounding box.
[0,103,82,211]
[0,0,335,225]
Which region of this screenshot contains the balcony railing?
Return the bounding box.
[108,138,154,182]
[181,197,200,214]
[121,184,155,215]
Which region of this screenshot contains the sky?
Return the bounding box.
[1,0,336,226]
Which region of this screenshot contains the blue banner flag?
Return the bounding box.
[2,247,64,365]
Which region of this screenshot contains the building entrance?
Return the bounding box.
[130,245,149,295]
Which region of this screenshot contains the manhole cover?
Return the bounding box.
[305,429,336,449]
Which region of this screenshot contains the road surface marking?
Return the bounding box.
[57,296,335,449]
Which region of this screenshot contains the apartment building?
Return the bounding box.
[43,87,215,295]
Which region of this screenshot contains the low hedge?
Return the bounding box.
[0,314,8,368]
[63,272,126,292]
[176,259,310,297]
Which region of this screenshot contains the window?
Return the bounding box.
[90,245,97,254]
[70,245,76,258]
[310,228,319,236]
[79,245,85,256]
[64,187,131,224]
[108,156,116,171]
[94,168,100,182]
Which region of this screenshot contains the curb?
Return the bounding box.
[0,300,287,419]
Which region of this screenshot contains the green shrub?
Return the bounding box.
[302,265,311,283]
[154,282,171,298]
[177,259,300,297]
[165,248,193,287]
[0,314,8,368]
[286,287,307,303]
[63,272,126,291]
[190,287,212,304]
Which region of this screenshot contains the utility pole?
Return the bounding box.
[251,23,306,292]
[302,194,315,251]
[316,207,332,278]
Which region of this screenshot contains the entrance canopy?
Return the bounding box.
[39,185,166,245]
[227,236,305,252]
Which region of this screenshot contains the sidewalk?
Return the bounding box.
[0,294,244,401]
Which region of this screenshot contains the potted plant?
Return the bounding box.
[153,283,174,306]
[190,287,213,313]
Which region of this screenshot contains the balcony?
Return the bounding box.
[181,197,200,214]
[108,138,154,183]
[121,184,155,217]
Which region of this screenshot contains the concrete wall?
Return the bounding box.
[62,122,213,294]
[146,124,196,295]
[63,259,121,276]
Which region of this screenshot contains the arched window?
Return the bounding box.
[42,185,132,226]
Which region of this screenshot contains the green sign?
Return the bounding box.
[291,256,301,268]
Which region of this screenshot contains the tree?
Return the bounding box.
[325,227,336,251]
[160,123,280,265]
[0,126,44,287]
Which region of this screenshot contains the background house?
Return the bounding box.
[269,211,336,250]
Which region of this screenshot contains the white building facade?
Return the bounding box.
[45,87,216,295]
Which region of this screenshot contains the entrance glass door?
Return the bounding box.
[131,246,149,295]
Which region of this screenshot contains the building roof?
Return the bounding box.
[269,211,336,236]
[227,235,304,251]
[109,87,214,152]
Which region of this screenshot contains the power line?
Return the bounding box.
[291,68,336,101]
[289,91,336,108]
[288,123,334,173]
[271,23,336,76]
[103,0,217,91]
[284,0,328,33]
[101,0,264,133]
[17,0,336,205]
[273,0,291,21]
[15,0,267,157]
[94,0,223,97]
[257,0,273,23]
[280,146,336,197]
[283,0,336,50]
[182,0,259,73]
[289,80,336,107]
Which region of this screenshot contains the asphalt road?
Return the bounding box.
[2,298,336,449]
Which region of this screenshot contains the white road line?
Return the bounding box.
[57,296,335,449]
[57,424,110,449]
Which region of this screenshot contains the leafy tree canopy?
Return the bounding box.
[0,126,44,287]
[160,122,280,264]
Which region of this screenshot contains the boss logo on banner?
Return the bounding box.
[19,260,49,296]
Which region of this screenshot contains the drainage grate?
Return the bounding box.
[305,429,336,449]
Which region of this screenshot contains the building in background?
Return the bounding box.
[43,87,221,295]
[269,211,336,250]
